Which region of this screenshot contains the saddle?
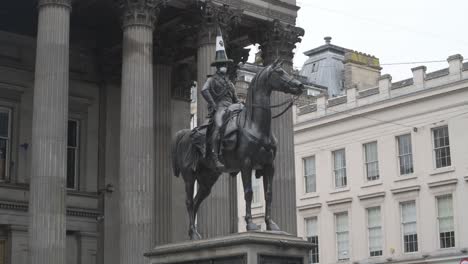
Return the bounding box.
[190,103,245,158]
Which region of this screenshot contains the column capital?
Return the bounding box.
[197,0,242,46]
[38,0,72,9]
[257,19,304,70]
[118,0,166,29]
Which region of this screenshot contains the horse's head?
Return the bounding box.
[266,59,304,96]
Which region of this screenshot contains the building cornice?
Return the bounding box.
[358,191,386,201]
[0,199,100,219]
[427,178,458,188]
[294,79,468,135]
[297,203,322,211]
[213,0,297,24]
[390,185,420,195]
[326,197,352,206]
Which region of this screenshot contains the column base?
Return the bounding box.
[145,231,312,264]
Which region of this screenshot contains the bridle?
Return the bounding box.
[250,66,302,119]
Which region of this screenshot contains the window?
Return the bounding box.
[333,149,347,188]
[251,172,261,205]
[401,201,418,253]
[364,142,379,181]
[311,62,318,73]
[0,108,11,182]
[367,207,383,257]
[397,134,414,175]
[303,156,316,193]
[432,126,451,168]
[305,217,319,264]
[437,195,455,248]
[335,212,349,261]
[67,120,79,189]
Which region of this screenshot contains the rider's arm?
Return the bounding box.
[231,82,240,103]
[201,78,216,109]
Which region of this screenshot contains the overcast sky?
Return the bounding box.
[249,0,468,81]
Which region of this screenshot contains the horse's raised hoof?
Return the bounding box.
[246,222,260,231]
[189,227,202,240]
[266,220,280,231]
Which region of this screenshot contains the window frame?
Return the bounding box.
[396,133,414,176]
[303,156,317,194]
[431,125,451,169]
[67,119,80,190]
[305,217,319,264]
[366,206,383,257]
[335,211,350,261]
[0,107,12,182]
[363,141,379,181]
[436,194,456,249]
[400,200,418,253]
[332,149,347,189]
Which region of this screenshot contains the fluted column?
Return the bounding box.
[28,1,71,264]
[154,64,172,245]
[259,20,304,235]
[118,1,158,263]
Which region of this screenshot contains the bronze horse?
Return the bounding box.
[172,61,304,240]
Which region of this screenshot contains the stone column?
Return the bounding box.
[154,64,172,245]
[259,20,304,235]
[118,1,158,263]
[28,1,71,264]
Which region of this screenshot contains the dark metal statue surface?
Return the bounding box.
[172,60,304,240]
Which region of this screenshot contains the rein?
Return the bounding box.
[251,95,300,119]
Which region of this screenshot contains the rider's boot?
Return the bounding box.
[211,131,225,170]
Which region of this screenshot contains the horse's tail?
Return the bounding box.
[172,129,189,177]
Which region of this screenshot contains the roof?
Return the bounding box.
[303,43,349,57]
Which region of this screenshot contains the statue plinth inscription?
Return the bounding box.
[145,231,312,264]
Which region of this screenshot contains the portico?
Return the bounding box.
[0,0,303,263]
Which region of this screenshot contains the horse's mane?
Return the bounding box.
[245,65,270,124]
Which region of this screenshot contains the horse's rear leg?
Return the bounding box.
[263,164,280,231]
[241,165,259,231]
[183,173,200,240]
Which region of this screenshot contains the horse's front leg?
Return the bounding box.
[241,164,259,231]
[183,174,201,240]
[263,164,280,231]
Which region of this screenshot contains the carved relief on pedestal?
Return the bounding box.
[118,0,167,29]
[256,19,304,71]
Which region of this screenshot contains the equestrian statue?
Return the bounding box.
[171,27,304,240]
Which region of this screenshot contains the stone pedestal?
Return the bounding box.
[145,232,312,264]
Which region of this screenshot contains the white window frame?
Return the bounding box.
[303,156,316,194]
[400,201,418,253]
[363,141,379,181]
[436,194,455,249]
[305,217,319,264]
[396,134,414,175]
[335,211,350,261]
[367,206,383,257]
[0,107,11,182]
[332,149,347,189]
[67,119,80,190]
[431,125,451,169]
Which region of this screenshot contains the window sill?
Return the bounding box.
[300,192,320,200]
[251,203,263,209]
[394,175,417,183]
[330,187,350,194]
[430,166,455,176]
[361,181,383,189]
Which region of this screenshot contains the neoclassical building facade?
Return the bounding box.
[294,54,468,264]
[0,1,303,264]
